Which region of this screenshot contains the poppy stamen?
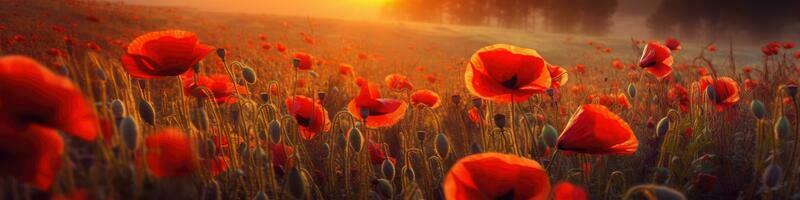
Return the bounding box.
[501,75,519,89]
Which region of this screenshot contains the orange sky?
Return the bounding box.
[117,0,389,20]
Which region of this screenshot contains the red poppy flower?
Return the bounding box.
[465,44,551,103]
[367,142,396,165]
[548,65,569,89]
[285,95,331,140]
[707,44,717,52]
[385,74,414,91]
[699,76,740,111]
[664,38,681,51]
[611,59,625,70]
[426,74,438,84]
[411,90,441,108]
[638,42,673,79]
[444,152,550,200]
[468,107,482,124]
[202,156,229,177]
[270,143,294,174]
[742,66,753,74]
[292,52,313,70]
[339,63,354,76]
[0,118,64,191]
[142,128,197,179]
[557,104,638,155]
[667,84,690,113]
[86,42,101,52]
[86,15,100,23]
[795,52,800,59]
[47,48,65,57]
[784,42,795,49]
[276,43,287,53]
[261,42,272,51]
[348,78,408,128]
[182,72,247,104]
[574,64,585,74]
[554,182,588,200]
[0,56,98,141]
[744,79,758,91]
[615,93,632,109]
[121,30,214,79]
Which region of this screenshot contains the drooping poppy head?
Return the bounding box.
[182,72,248,104]
[0,55,98,141]
[142,128,197,179]
[699,76,740,111]
[347,78,408,128]
[385,74,414,91]
[292,52,314,70]
[554,182,588,200]
[444,152,551,200]
[465,44,551,103]
[367,142,396,165]
[667,84,690,113]
[548,65,569,89]
[285,95,331,140]
[638,42,674,79]
[121,30,214,79]
[0,119,64,191]
[664,38,681,51]
[557,104,638,155]
[411,90,441,108]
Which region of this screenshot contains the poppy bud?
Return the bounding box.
[775,117,791,139]
[349,128,364,152]
[253,192,268,200]
[137,99,155,125]
[541,124,558,148]
[191,109,210,131]
[317,92,326,102]
[287,168,307,199]
[471,98,482,108]
[653,167,670,184]
[434,133,450,158]
[230,106,241,124]
[416,130,426,141]
[269,120,282,143]
[238,142,250,161]
[656,117,669,137]
[762,163,782,190]
[493,114,507,129]
[705,86,717,103]
[111,99,126,119]
[96,67,107,81]
[119,116,139,149]
[203,180,221,200]
[403,166,416,182]
[786,84,798,98]
[242,66,257,84]
[751,100,766,119]
[627,83,637,99]
[470,143,483,154]
[203,139,216,158]
[382,159,395,180]
[451,94,461,104]
[259,92,270,103]
[375,179,394,198]
[216,48,226,61]
[292,58,301,69]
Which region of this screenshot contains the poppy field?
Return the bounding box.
[2,0,800,199]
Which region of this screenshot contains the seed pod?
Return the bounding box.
[110,99,126,119]
[762,163,782,190]
[627,83,637,99]
[375,179,394,198]
[216,48,226,61]
[750,100,766,119]
[119,116,139,149]
[191,109,210,131]
[541,124,558,147]
[656,117,670,137]
[269,120,282,143]
[230,106,241,124]
[493,114,507,129]
[382,159,395,180]
[320,143,330,159]
[404,166,416,182]
[252,192,269,200]
[202,180,222,200]
[259,92,270,103]
[242,66,257,84]
[95,67,107,81]
[434,133,450,158]
[349,128,364,152]
[470,143,483,154]
[775,117,791,139]
[705,86,717,103]
[786,84,798,98]
[287,168,307,199]
[203,139,216,158]
[137,99,155,125]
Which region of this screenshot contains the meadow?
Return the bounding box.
[1,0,799,199]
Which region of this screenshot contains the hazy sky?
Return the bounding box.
[114,0,389,19]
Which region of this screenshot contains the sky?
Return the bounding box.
[115,0,391,20]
